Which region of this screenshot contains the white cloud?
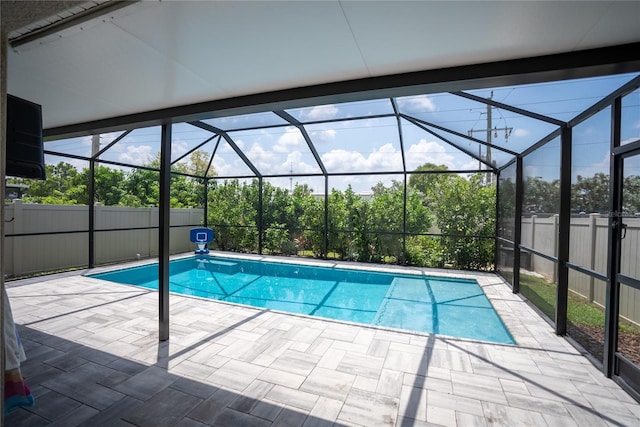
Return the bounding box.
[405,139,455,170]
[321,143,403,173]
[218,139,245,154]
[282,151,318,174]
[119,145,154,165]
[573,152,610,179]
[274,127,303,153]
[460,158,483,171]
[171,140,189,160]
[524,165,539,178]
[309,129,336,144]
[211,157,232,176]
[513,128,530,137]
[211,153,251,177]
[300,104,339,121]
[101,131,125,144]
[318,138,463,179]
[246,144,276,171]
[397,95,436,113]
[321,150,368,172]
[368,143,403,169]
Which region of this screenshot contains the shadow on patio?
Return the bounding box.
[4,270,640,426]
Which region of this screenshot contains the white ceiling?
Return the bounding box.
[7,0,640,131]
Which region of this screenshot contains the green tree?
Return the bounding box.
[326,187,353,259]
[369,180,404,262]
[120,151,209,208]
[434,173,496,269]
[122,167,159,207]
[623,175,640,214]
[408,163,452,206]
[523,176,559,214]
[298,191,324,256]
[188,149,216,177]
[16,162,79,204]
[408,163,496,270]
[284,183,323,256]
[70,165,125,206]
[261,181,293,254]
[182,150,216,208]
[572,173,609,214]
[169,160,203,208]
[207,179,258,252]
[497,176,516,240]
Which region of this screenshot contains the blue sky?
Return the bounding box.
[45,72,640,193]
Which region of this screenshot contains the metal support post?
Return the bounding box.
[402,174,407,265]
[203,178,208,228]
[604,97,622,376]
[513,156,524,293]
[494,170,500,271]
[88,134,99,268]
[324,177,329,258]
[258,177,263,254]
[159,123,172,341]
[555,126,572,335]
[88,160,95,268]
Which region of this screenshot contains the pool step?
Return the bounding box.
[385,277,432,302]
[372,276,432,327]
[203,259,239,274]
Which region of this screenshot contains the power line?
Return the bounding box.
[467,91,513,182]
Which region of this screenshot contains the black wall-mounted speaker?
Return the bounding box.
[6,94,46,180]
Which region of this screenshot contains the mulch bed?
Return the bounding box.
[568,324,640,366]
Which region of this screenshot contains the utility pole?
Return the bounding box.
[289,161,293,193]
[467,91,512,183]
[91,134,100,157]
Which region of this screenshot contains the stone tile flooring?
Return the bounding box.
[4,254,640,426]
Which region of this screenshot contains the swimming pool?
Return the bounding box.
[89,256,514,344]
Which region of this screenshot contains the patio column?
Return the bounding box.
[159,123,172,341]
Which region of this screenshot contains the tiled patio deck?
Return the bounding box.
[4,255,640,426]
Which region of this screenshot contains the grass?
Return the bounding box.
[297,250,397,264]
[519,273,639,334]
[6,266,86,281]
[297,250,341,259]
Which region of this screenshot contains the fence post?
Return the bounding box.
[94,203,102,265]
[13,200,23,277]
[553,214,559,283]
[530,214,537,271]
[588,213,598,302]
[149,207,155,257]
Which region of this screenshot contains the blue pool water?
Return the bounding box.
[89,256,514,344]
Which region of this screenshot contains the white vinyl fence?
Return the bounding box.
[521,214,640,325]
[4,200,204,278]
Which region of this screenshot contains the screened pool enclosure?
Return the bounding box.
[7,71,640,400]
